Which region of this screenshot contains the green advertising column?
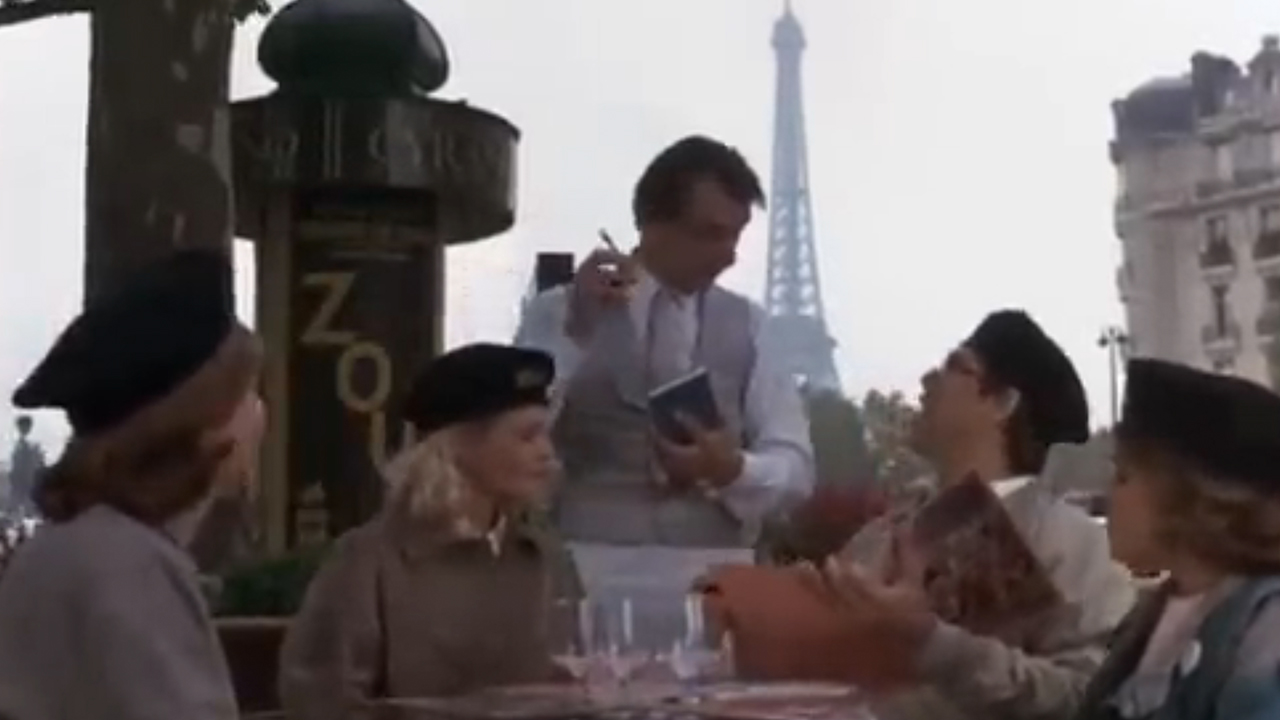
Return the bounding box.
[231,0,519,554]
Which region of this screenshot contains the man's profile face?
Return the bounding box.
[648,176,750,292]
[912,346,1007,458]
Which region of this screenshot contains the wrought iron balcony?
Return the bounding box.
[1199,240,1236,270]
[1201,320,1242,347]
[1196,179,1228,199]
[1234,166,1279,190]
[1257,308,1280,337]
[1255,230,1280,261]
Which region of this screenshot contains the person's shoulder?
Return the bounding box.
[514,509,570,557]
[1214,580,1280,716]
[709,285,764,315]
[326,517,390,565]
[7,507,202,612]
[1222,578,1280,664]
[525,285,570,311]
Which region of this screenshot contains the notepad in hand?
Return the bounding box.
[648,368,723,444]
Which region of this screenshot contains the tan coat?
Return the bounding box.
[279,510,582,720]
[847,477,1137,720]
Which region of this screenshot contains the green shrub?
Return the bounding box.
[214,545,330,617]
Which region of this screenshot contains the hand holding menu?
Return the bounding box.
[648,368,723,444]
[909,474,1062,642]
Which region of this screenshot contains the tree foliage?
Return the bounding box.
[804,388,874,489]
[860,389,932,490]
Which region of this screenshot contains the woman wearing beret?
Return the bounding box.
[1072,359,1280,720]
[279,343,583,718]
[0,250,264,720]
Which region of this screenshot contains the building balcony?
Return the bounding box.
[1196,179,1229,200]
[1257,308,1280,338]
[1199,241,1236,274]
[1235,166,1280,190]
[1202,320,1242,349]
[1191,167,1280,205]
[1255,231,1280,273]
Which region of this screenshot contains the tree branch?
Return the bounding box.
[0,0,92,27]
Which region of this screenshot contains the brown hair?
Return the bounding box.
[1117,435,1280,575]
[36,326,262,526]
[977,376,1047,476]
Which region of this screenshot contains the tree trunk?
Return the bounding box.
[83,0,236,303]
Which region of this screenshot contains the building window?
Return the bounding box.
[1258,206,1280,260]
[1266,276,1280,305]
[1207,215,1229,243]
[1202,215,1235,268]
[1216,143,1234,180]
[1211,284,1230,334]
[1263,205,1280,232]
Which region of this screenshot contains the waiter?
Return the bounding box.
[516,135,814,635]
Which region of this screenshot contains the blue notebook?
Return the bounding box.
[648,368,723,444]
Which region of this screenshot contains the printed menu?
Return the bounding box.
[909,473,1062,641]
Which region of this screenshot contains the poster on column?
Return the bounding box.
[286,188,440,543]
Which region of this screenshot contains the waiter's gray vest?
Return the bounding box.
[552,287,756,548]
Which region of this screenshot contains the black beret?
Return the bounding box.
[1119,358,1280,490]
[964,310,1090,447]
[12,249,239,435]
[401,343,554,435]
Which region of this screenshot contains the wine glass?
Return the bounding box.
[667,593,734,684]
[603,597,652,691]
[548,597,597,685]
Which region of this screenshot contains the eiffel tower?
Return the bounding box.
[763,1,842,392]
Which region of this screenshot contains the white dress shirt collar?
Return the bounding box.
[629,268,697,335]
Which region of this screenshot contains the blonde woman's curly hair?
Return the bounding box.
[381,429,486,538]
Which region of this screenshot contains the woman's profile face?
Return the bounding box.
[212,388,267,497]
[458,405,556,506]
[1108,447,1167,577]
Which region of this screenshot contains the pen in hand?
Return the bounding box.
[597,229,622,254]
[596,229,633,289]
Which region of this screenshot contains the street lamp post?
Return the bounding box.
[1097,326,1130,426]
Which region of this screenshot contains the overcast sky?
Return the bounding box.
[2,0,1279,451]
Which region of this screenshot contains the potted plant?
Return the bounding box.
[211,545,328,714]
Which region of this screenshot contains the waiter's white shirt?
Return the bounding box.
[514,271,815,536]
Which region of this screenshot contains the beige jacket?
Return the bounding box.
[845,476,1136,720]
[279,510,582,720]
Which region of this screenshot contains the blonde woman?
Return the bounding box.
[0,250,264,720]
[279,343,582,718]
[1073,359,1280,720]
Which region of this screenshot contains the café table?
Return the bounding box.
[369,681,877,720]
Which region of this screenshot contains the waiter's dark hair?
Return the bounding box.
[632,136,765,227]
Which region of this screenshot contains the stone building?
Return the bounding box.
[1112,36,1280,385]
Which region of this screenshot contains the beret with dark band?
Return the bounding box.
[12,249,258,437]
[965,309,1090,448]
[401,343,554,436]
[1119,358,1280,491]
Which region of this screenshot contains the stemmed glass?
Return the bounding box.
[604,598,652,684]
[667,593,734,685]
[548,597,598,686]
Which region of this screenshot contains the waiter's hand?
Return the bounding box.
[565,248,638,343]
[654,413,744,491]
